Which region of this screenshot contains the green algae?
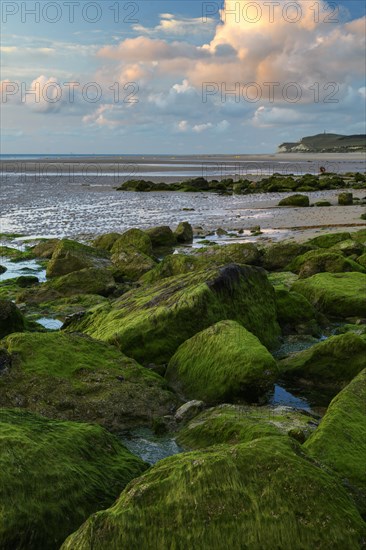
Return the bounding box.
[61,437,366,550]
[166,320,278,403]
[64,264,281,364]
[111,245,156,280]
[307,232,352,248]
[46,239,111,278]
[262,242,313,271]
[288,249,364,278]
[275,289,319,331]
[305,369,366,514]
[278,194,310,207]
[0,408,147,550]
[280,333,366,387]
[292,272,366,318]
[0,300,25,338]
[93,232,122,251]
[111,229,153,257]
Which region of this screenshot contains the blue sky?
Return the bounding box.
[1,0,365,153]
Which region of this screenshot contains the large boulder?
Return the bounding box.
[46,239,111,278]
[141,254,200,284]
[0,408,147,550]
[176,404,318,449]
[306,232,351,249]
[274,288,319,333]
[165,321,278,403]
[280,333,366,388]
[146,226,176,247]
[0,332,178,430]
[304,369,366,514]
[111,229,153,257]
[331,239,365,257]
[93,232,121,252]
[0,300,25,338]
[288,250,364,278]
[64,264,281,364]
[174,221,193,243]
[278,194,310,207]
[292,272,366,318]
[111,246,156,280]
[17,268,116,305]
[61,437,366,550]
[31,238,60,258]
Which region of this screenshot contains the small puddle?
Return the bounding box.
[0,258,46,283]
[270,385,311,411]
[120,427,183,465]
[36,318,63,330]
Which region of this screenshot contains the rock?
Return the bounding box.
[0,300,25,338]
[304,369,366,514]
[166,320,278,403]
[64,264,281,364]
[60,437,366,550]
[307,232,351,248]
[288,250,364,278]
[0,408,147,550]
[278,194,310,207]
[31,238,60,259]
[174,221,193,243]
[93,232,121,251]
[15,275,39,288]
[338,192,353,205]
[17,268,116,305]
[262,242,313,271]
[141,254,200,284]
[176,404,318,449]
[280,333,366,388]
[174,400,205,423]
[111,246,156,280]
[0,265,7,275]
[267,271,299,290]
[315,201,331,207]
[46,239,111,278]
[357,253,366,268]
[331,239,365,257]
[146,226,176,247]
[195,242,261,267]
[275,288,319,333]
[111,229,153,256]
[0,332,178,430]
[292,272,366,318]
[117,179,153,192]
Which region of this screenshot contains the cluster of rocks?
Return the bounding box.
[0,224,366,548]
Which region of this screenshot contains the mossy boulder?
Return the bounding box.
[304,369,366,514]
[292,272,366,318]
[61,437,366,550]
[195,242,261,267]
[174,221,193,243]
[278,194,310,207]
[262,242,313,271]
[0,300,25,338]
[141,254,199,284]
[357,253,366,268]
[166,321,278,403]
[46,239,111,278]
[64,264,281,364]
[331,239,365,257]
[315,201,331,207]
[17,268,116,305]
[0,332,178,430]
[0,408,147,550]
[288,250,364,278]
[275,289,319,333]
[93,232,121,252]
[111,246,156,280]
[267,271,299,290]
[338,192,353,205]
[146,226,176,247]
[306,232,351,249]
[176,404,318,449]
[111,229,153,257]
[280,333,366,388]
[31,238,60,259]
[0,265,6,275]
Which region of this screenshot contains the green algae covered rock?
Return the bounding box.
[262,242,313,271]
[278,194,310,207]
[306,232,351,249]
[0,332,178,430]
[280,333,366,388]
[46,239,111,278]
[357,253,366,269]
[292,272,366,318]
[111,228,153,256]
[304,369,366,514]
[93,232,121,252]
[0,408,147,550]
[176,404,318,449]
[31,238,60,258]
[338,192,353,205]
[195,242,261,267]
[165,321,278,403]
[111,246,156,280]
[146,225,176,247]
[0,300,25,338]
[17,267,116,305]
[288,250,364,278]
[275,288,319,333]
[61,437,366,550]
[64,264,281,364]
[141,253,199,284]
[267,271,299,290]
[174,221,193,243]
[331,238,365,257]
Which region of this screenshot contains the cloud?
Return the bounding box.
[133,13,217,37]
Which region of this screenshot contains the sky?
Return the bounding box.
[1,0,365,154]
